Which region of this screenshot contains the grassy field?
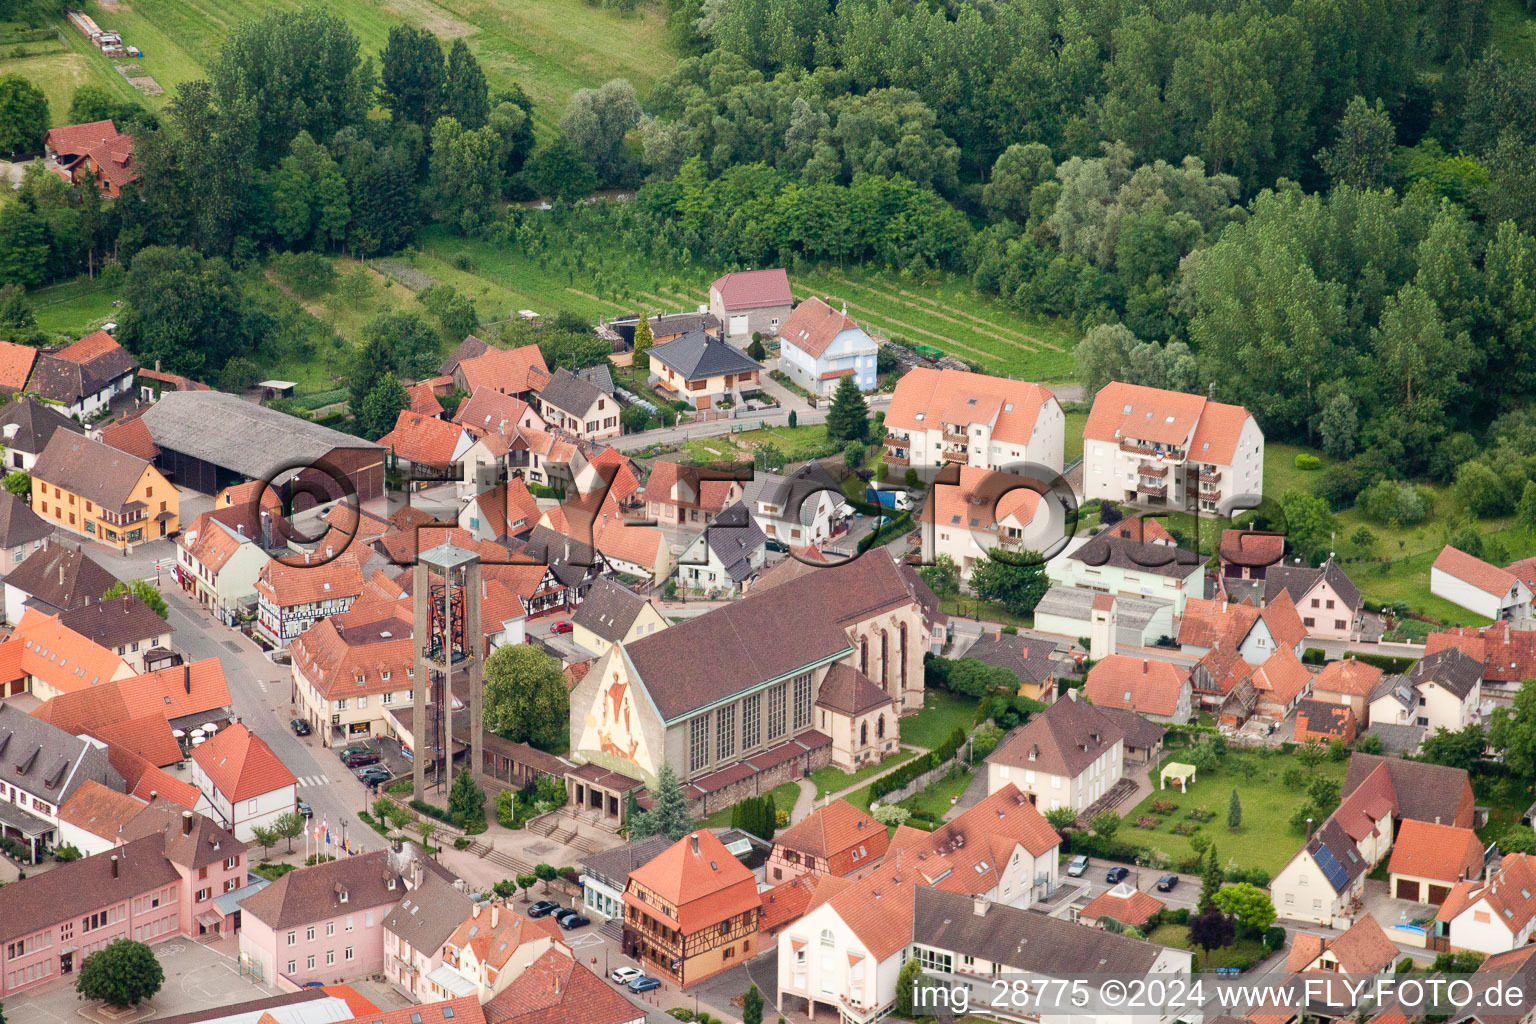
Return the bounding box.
[1147,924,1268,971]
[1121,749,1346,876]
[415,228,1081,383]
[15,0,670,131]
[901,690,980,750]
[0,47,101,126]
[898,765,973,822]
[30,276,121,336]
[809,748,919,799]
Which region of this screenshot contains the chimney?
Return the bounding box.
[149,790,157,801]
[994,628,1001,642]
[473,903,482,918]
[182,810,193,835]
[1143,659,1149,674]
[122,594,129,611]
[1306,817,1314,838]
[59,564,65,586]
[184,664,191,695]
[690,834,700,855]
[491,905,499,928]
[110,855,118,878]
[155,360,161,372]
[973,896,989,917]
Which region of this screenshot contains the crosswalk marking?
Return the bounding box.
[296,775,328,788]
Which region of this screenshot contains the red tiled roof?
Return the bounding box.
[887,367,1057,448]
[456,344,548,395]
[1179,597,1262,650]
[1313,658,1383,698]
[483,951,637,1024]
[1388,819,1483,885]
[109,745,201,809]
[1,606,132,695]
[320,986,381,1019]
[473,478,541,538]
[289,596,415,699]
[100,414,161,460]
[1330,762,1396,843]
[347,1000,481,1024]
[625,830,760,934]
[1426,624,1536,682]
[1433,545,1520,598]
[56,778,146,840]
[772,799,889,875]
[191,722,296,802]
[46,120,118,158]
[455,388,542,437]
[0,340,37,391]
[917,465,1043,533]
[378,410,468,469]
[1220,530,1287,568]
[711,269,792,311]
[779,296,864,359]
[1079,883,1164,927]
[125,659,231,722]
[94,714,183,767]
[1083,656,1189,717]
[1251,648,1311,707]
[1086,381,1253,464]
[759,874,825,934]
[56,329,125,366]
[640,460,742,513]
[1293,700,1355,744]
[255,551,365,608]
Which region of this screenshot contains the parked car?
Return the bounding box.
[765,539,789,553]
[528,901,563,919]
[1156,874,1179,892]
[628,976,661,994]
[297,801,312,819]
[340,746,380,768]
[356,766,391,786]
[1106,866,1130,883]
[550,621,573,634]
[290,718,311,736]
[1067,854,1089,877]
[611,967,644,985]
[558,912,590,929]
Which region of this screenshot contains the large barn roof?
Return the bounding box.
[141,391,380,479]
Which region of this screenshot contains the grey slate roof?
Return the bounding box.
[0,833,177,944]
[0,396,82,455]
[571,576,649,642]
[911,886,1163,976]
[576,363,614,396]
[517,524,602,588]
[962,632,1061,689]
[1364,722,1425,755]
[1405,647,1484,700]
[1370,672,1417,709]
[0,489,51,548]
[31,431,152,511]
[140,390,381,480]
[1091,705,1168,751]
[1034,585,1171,648]
[647,329,763,382]
[580,834,674,891]
[1067,529,1204,580]
[59,594,169,651]
[704,501,766,583]
[440,334,491,376]
[537,367,604,415]
[239,848,402,929]
[382,870,473,953]
[987,693,1125,776]
[1342,752,1472,827]
[814,662,892,716]
[1266,556,1363,613]
[26,344,136,406]
[4,542,120,613]
[742,460,842,529]
[0,703,124,809]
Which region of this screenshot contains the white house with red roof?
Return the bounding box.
[1082,655,1193,723]
[708,269,794,344]
[1434,853,1536,954]
[1082,381,1263,513]
[1431,545,1533,622]
[190,722,298,841]
[885,367,1065,479]
[776,297,878,396]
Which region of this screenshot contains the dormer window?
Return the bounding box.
[339,889,349,903]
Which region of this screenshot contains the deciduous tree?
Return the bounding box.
[483,645,570,751]
[968,551,1049,617]
[1212,882,1274,931]
[76,940,163,1009]
[0,75,47,158]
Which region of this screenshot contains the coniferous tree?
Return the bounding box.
[825,373,869,441]
[1228,789,1242,831]
[443,40,490,130]
[632,313,654,370]
[629,765,696,840]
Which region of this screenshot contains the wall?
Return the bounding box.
[1430,569,1504,620]
[33,463,178,550]
[246,901,398,987]
[692,740,832,817]
[1270,853,1348,926]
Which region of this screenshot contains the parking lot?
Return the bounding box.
[4,938,278,1024]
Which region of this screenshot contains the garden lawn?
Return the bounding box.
[810,748,920,799]
[30,278,121,337]
[1063,409,1089,464]
[939,595,1034,629]
[700,781,801,829]
[1120,748,1347,877]
[898,766,973,823]
[1147,924,1268,972]
[900,690,980,750]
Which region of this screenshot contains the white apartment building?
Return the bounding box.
[884,368,1064,483]
[1082,381,1263,513]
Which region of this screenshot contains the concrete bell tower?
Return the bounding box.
[411,542,484,802]
[1089,593,1117,661]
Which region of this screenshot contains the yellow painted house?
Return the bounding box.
[31,432,179,550]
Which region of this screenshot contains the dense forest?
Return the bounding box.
[0,0,1534,509]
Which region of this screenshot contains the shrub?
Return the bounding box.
[1294,453,1321,470]
[1265,926,1287,950]
[1302,648,1326,665]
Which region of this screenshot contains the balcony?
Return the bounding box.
[1197,490,1222,503]
[1120,439,1184,461]
[883,453,909,467]
[942,450,969,464]
[1138,463,1169,479]
[943,428,968,443]
[1198,467,1222,483]
[883,435,908,449]
[1136,482,1168,499]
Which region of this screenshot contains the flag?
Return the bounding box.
[322,817,329,847]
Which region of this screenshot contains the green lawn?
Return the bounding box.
[939,595,1034,629]
[1120,748,1347,876]
[22,0,672,132]
[898,766,973,823]
[809,748,920,799]
[1063,409,1089,464]
[700,781,801,829]
[1147,924,1269,972]
[901,690,980,750]
[30,278,121,337]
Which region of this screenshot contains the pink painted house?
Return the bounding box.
[1265,556,1365,641]
[239,849,403,990]
[0,805,247,999]
[382,865,473,1002]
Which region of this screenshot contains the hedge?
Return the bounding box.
[1302,648,1326,665]
[1294,453,1322,470]
[869,725,968,800]
[1343,652,1419,674]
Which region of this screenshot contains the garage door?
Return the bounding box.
[1429,884,1451,904]
[728,314,748,337]
[1396,878,1420,901]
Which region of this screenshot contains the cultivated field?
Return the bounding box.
[21,0,670,130]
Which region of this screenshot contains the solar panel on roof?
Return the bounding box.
[1312,842,1350,892]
